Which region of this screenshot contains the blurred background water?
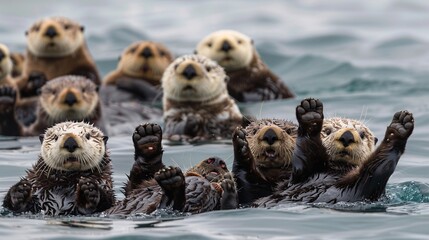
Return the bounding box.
[1,0,429,239]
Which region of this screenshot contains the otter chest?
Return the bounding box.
[35,186,76,215]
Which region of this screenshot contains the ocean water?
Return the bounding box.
[1,0,429,239]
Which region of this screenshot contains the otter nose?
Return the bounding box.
[221,40,232,52]
[206,157,226,168]
[182,64,197,80]
[140,47,153,58]
[63,137,78,153]
[64,92,77,106]
[263,128,278,145]
[339,131,355,147]
[0,50,4,61]
[44,26,58,38]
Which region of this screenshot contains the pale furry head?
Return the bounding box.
[118,41,173,82]
[322,117,376,166]
[195,30,255,71]
[161,54,228,102]
[0,43,13,80]
[40,75,99,122]
[40,121,107,171]
[26,16,85,57]
[246,119,297,170]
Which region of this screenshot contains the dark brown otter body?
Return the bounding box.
[232,119,297,205]
[255,98,414,207]
[2,121,115,215]
[0,75,106,136]
[105,123,237,215]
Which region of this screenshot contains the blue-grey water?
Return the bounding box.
[1,0,429,239]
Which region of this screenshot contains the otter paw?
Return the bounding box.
[133,123,162,157]
[155,166,185,192]
[386,110,414,141]
[221,173,237,194]
[233,127,250,156]
[0,86,17,114]
[7,179,33,211]
[296,98,323,136]
[76,177,100,212]
[220,173,238,210]
[27,71,47,93]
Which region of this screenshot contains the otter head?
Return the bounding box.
[10,52,25,78]
[118,41,173,83]
[186,157,229,182]
[245,119,297,181]
[25,16,85,57]
[40,121,108,171]
[322,117,377,166]
[0,43,13,80]
[162,55,228,102]
[39,75,99,122]
[195,30,255,71]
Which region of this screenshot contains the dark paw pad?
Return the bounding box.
[0,86,17,113]
[9,179,32,208]
[155,166,185,191]
[296,98,323,135]
[233,127,249,155]
[133,123,162,156]
[387,111,414,140]
[27,71,47,91]
[77,177,100,208]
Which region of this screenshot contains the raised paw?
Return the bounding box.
[76,177,100,214]
[296,98,323,136]
[220,173,238,210]
[386,110,414,141]
[4,179,33,212]
[26,71,46,94]
[233,127,251,157]
[221,173,237,194]
[155,166,185,191]
[155,166,186,211]
[0,85,17,114]
[133,123,163,157]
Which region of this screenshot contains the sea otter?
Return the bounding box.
[255,98,414,207]
[162,54,244,142]
[232,119,298,205]
[105,123,237,215]
[0,75,106,136]
[2,121,115,215]
[0,44,18,92]
[16,16,100,98]
[195,30,294,102]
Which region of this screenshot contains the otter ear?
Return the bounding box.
[251,39,254,45]
[103,136,109,144]
[118,56,121,61]
[193,50,198,54]
[224,76,230,83]
[95,86,100,92]
[39,134,44,144]
[80,26,85,32]
[25,31,28,36]
[374,137,378,145]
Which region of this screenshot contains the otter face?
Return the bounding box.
[40,121,107,171]
[0,44,13,80]
[195,30,254,71]
[162,55,228,102]
[246,119,297,170]
[322,117,376,166]
[188,157,229,182]
[26,17,84,57]
[40,75,99,122]
[118,41,173,82]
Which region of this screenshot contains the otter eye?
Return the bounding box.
[206,66,211,72]
[206,158,214,164]
[53,135,58,141]
[324,128,332,135]
[219,160,227,169]
[129,47,137,54]
[237,40,242,44]
[286,129,292,135]
[207,42,212,48]
[174,64,179,70]
[85,133,91,140]
[64,24,71,30]
[359,132,365,139]
[159,50,166,56]
[33,25,40,32]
